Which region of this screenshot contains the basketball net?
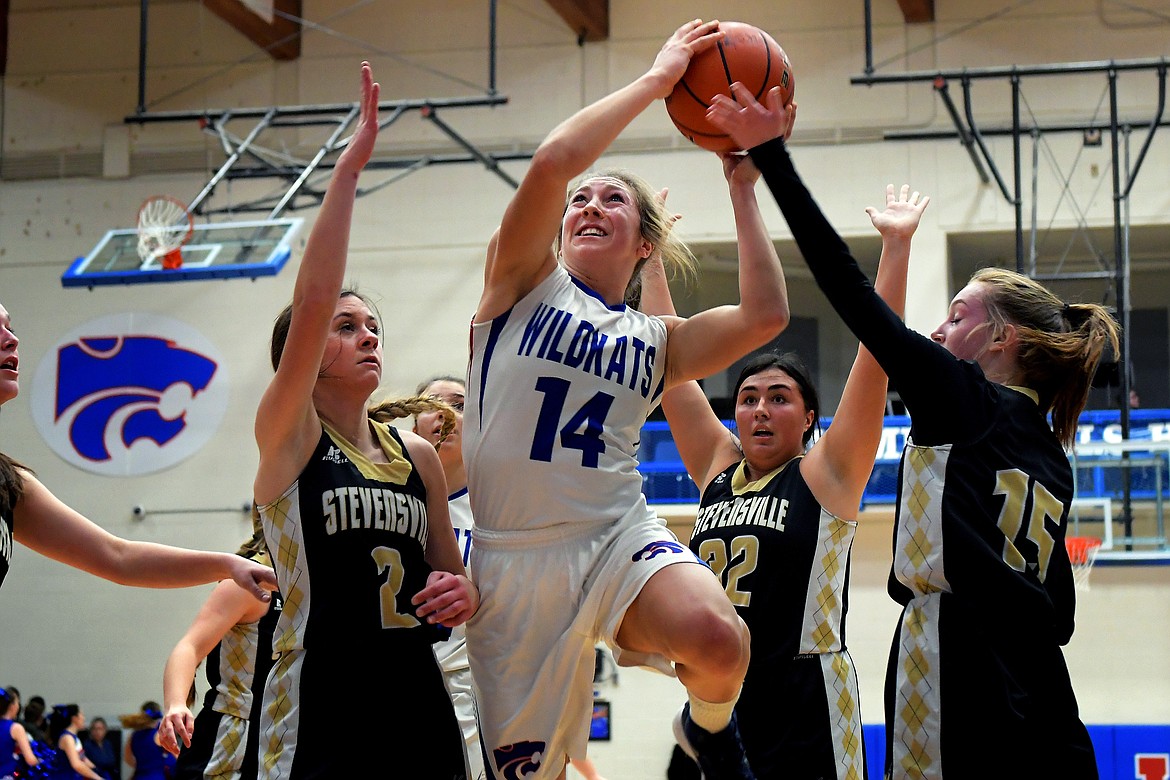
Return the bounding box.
[1065,536,1102,592]
[137,196,194,270]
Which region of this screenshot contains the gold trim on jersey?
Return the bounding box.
[897,443,950,595]
[893,440,948,779]
[321,420,413,485]
[262,493,306,655]
[206,714,248,779]
[260,651,302,779]
[730,454,802,494]
[806,513,855,654]
[823,652,865,780]
[217,617,260,720]
[1005,384,1040,405]
[893,597,942,779]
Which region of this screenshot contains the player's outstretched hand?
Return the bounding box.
[227,555,277,602]
[648,19,725,98]
[413,570,480,628]
[230,554,280,603]
[707,82,797,150]
[337,61,381,173]
[159,705,194,756]
[866,184,930,241]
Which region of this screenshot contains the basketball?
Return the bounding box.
[665,21,795,153]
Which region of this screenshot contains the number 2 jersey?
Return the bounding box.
[464,264,667,533]
[256,421,463,779]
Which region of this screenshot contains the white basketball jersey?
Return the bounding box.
[435,488,473,671]
[464,265,667,533]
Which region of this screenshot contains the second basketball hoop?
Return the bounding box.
[1066,535,1103,591]
[137,195,194,270]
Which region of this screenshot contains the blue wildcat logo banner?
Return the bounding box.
[30,313,229,476]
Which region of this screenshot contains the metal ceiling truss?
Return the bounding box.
[126,0,520,221]
[857,0,1170,537]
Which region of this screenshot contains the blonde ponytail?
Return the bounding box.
[971,268,1121,448]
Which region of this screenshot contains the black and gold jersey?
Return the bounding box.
[694,456,866,779]
[750,137,1096,779]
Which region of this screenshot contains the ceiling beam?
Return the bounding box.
[204,0,303,60]
[543,0,608,43]
[0,0,9,77]
[896,0,935,24]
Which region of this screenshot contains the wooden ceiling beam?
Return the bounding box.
[0,0,9,77]
[543,0,608,43]
[896,0,935,24]
[204,0,303,60]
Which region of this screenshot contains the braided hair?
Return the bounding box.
[368,395,456,448]
[235,504,270,563]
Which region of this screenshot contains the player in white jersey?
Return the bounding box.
[415,375,485,780]
[463,20,794,780]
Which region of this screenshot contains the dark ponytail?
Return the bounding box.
[0,452,31,510]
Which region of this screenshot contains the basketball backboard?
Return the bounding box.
[62,218,303,288]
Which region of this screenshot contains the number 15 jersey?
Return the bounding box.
[464,265,667,533]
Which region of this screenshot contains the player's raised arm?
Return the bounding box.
[254,62,380,505]
[479,19,724,322]
[802,184,927,520]
[661,151,789,389]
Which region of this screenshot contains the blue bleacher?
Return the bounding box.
[638,409,1170,506]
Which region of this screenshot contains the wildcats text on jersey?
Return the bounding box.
[693,495,790,537]
[518,302,657,398]
[322,487,427,545]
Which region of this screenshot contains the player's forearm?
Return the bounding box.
[163,645,199,711]
[729,179,789,334]
[536,72,672,181]
[105,543,239,588]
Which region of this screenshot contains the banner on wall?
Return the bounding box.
[30,313,229,477]
[872,410,1170,462]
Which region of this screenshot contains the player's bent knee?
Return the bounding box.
[677,606,750,673]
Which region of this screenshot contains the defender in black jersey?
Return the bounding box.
[641,180,926,779]
[251,63,478,779]
[706,85,1117,779]
[161,532,283,780]
[169,592,281,780]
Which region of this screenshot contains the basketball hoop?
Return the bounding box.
[137,196,194,270]
[1066,536,1102,592]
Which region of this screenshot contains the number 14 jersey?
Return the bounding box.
[464,265,668,533]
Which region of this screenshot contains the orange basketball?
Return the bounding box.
[665,21,795,153]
